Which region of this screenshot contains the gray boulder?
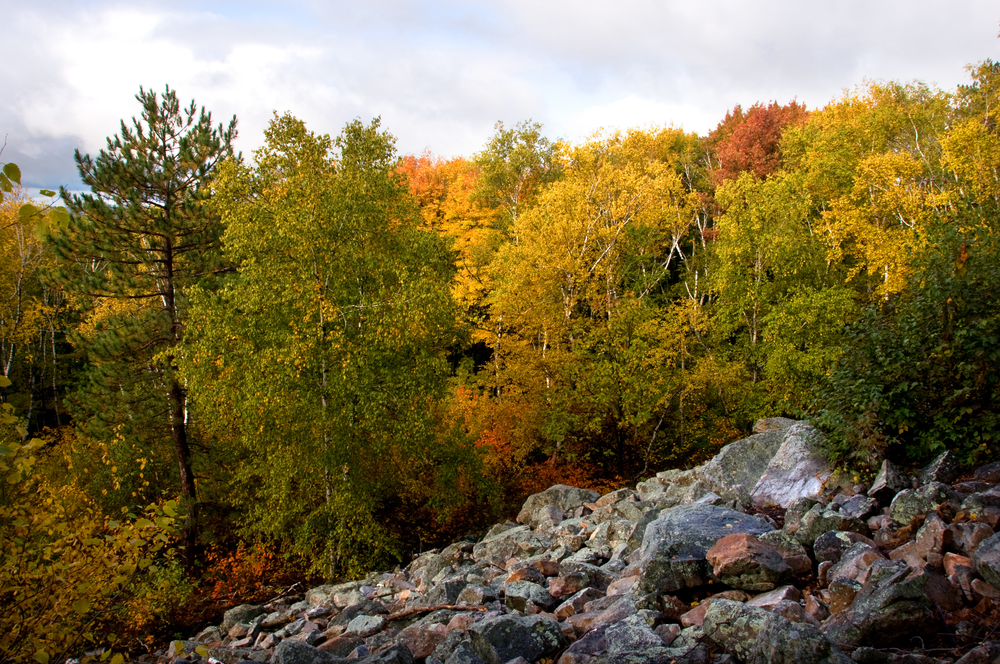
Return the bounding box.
[973,532,1000,588]
[635,504,773,594]
[795,503,868,547]
[750,422,832,508]
[273,640,350,664]
[472,525,550,565]
[699,426,789,505]
[867,459,910,504]
[221,604,266,633]
[516,485,600,525]
[503,580,556,612]
[702,599,851,664]
[822,560,941,648]
[919,450,959,485]
[468,614,568,663]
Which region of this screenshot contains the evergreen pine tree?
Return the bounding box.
[50,86,237,554]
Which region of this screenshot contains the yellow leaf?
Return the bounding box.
[110,654,124,664]
[34,651,49,664]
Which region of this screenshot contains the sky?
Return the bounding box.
[2,0,998,190]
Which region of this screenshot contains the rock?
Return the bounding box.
[435,630,501,664]
[868,460,909,504]
[948,522,994,556]
[753,417,799,433]
[503,580,556,612]
[782,497,819,536]
[604,613,665,656]
[706,533,790,591]
[558,560,618,591]
[830,493,879,521]
[517,485,600,526]
[750,422,832,508]
[554,587,604,618]
[826,542,886,584]
[457,584,497,605]
[273,640,349,664]
[472,526,551,566]
[972,532,1000,588]
[822,561,941,649]
[827,577,862,614]
[636,504,773,594]
[795,503,868,547]
[959,487,1000,527]
[344,614,385,638]
[702,598,851,664]
[758,530,812,575]
[596,488,639,507]
[973,461,1000,483]
[196,625,224,642]
[747,585,802,610]
[813,531,877,565]
[698,425,790,505]
[919,450,959,485]
[221,604,266,633]
[317,636,364,657]
[955,641,1000,664]
[468,614,568,663]
[549,572,590,598]
[306,582,363,609]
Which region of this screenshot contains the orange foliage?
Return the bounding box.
[709,101,809,184]
[200,541,307,607]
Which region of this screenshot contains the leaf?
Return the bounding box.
[34,650,49,664]
[0,446,10,456]
[39,189,56,197]
[19,203,37,222]
[0,173,11,192]
[195,646,208,658]
[110,654,124,664]
[3,162,21,185]
[72,598,92,614]
[0,375,11,387]
[162,500,177,517]
[134,518,153,529]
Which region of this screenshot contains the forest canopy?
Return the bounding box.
[3,59,1000,663]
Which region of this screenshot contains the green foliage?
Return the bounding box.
[183,114,470,578]
[812,211,1000,467]
[49,86,238,524]
[0,390,178,664]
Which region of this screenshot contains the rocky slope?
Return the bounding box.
[156,419,1000,664]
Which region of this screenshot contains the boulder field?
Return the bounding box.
[160,420,1000,664]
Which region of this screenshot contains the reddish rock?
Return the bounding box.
[948,522,994,556]
[446,614,477,632]
[531,559,561,577]
[804,593,830,623]
[655,623,681,646]
[680,600,711,628]
[605,576,636,596]
[971,578,1000,600]
[507,566,546,585]
[549,572,591,598]
[317,635,364,657]
[565,611,601,637]
[944,552,973,576]
[706,533,790,592]
[747,585,801,610]
[397,623,448,659]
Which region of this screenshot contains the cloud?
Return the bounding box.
[2,0,998,189]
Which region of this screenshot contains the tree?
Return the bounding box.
[707,101,808,184]
[49,87,237,548]
[182,115,464,577]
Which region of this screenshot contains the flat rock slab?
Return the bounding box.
[636,504,773,594]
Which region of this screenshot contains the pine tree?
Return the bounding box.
[50,86,237,553]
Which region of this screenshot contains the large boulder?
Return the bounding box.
[973,532,1000,588]
[273,640,351,664]
[822,560,941,649]
[635,504,773,594]
[706,533,790,591]
[703,599,851,664]
[468,614,568,663]
[221,604,266,633]
[750,422,833,508]
[472,525,551,565]
[516,485,600,526]
[699,426,791,505]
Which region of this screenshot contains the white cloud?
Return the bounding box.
[2,0,998,189]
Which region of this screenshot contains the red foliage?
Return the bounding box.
[708,101,809,184]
